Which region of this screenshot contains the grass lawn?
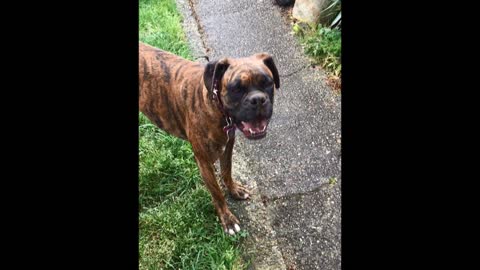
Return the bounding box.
[139,0,246,269]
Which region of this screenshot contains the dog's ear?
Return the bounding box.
[255,53,280,89]
[204,58,230,93]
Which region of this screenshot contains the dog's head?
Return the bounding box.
[204,53,280,140]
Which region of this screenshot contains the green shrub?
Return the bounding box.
[296,24,341,77]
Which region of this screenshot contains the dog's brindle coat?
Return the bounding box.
[139,42,279,235]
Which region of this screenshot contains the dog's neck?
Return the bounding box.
[200,80,235,141]
[212,78,236,141]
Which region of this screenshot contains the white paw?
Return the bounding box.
[234,224,241,232]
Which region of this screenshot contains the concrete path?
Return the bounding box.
[176,1,341,269]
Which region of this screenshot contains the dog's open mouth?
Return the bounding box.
[236,119,269,140]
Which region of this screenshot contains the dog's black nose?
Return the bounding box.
[248,92,268,107]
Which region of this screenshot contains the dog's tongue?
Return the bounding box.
[240,119,268,136]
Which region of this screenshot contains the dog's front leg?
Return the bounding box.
[220,137,250,200]
[192,146,241,235]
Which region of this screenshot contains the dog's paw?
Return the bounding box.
[228,182,251,200]
[220,211,241,236]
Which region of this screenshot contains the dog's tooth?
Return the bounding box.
[228,229,235,235]
[234,224,240,232]
[261,125,266,132]
[249,128,255,134]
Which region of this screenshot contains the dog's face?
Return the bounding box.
[204,53,280,140]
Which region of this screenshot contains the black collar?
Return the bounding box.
[211,78,235,141]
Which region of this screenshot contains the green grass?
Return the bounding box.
[293,23,341,77]
[139,0,191,58]
[293,21,341,93]
[292,0,341,80]
[139,0,246,269]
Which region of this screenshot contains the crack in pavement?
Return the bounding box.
[279,65,310,78]
[262,181,335,202]
[186,0,211,55]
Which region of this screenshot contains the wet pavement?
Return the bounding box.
[176,0,341,269]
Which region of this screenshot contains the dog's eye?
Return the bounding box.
[262,79,274,89]
[232,87,244,93]
[264,81,274,90]
[228,80,243,94]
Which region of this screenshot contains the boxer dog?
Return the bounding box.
[139,42,279,235]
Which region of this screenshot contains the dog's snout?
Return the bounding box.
[247,92,268,107]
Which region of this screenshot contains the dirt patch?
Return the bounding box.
[326,75,341,93]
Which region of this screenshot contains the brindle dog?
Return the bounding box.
[139,42,279,235]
